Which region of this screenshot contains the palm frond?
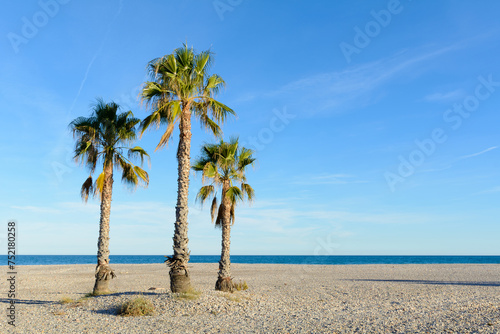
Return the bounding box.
[203,74,225,96]
[226,186,243,204]
[196,185,215,204]
[215,204,224,228]
[128,146,150,166]
[94,172,106,199]
[207,99,235,124]
[241,183,255,202]
[134,166,149,187]
[230,203,235,225]
[116,156,138,189]
[155,122,176,151]
[80,176,93,202]
[210,196,218,223]
[202,162,219,184]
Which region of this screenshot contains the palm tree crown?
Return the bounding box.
[71,98,149,199]
[140,43,235,149]
[193,138,255,226]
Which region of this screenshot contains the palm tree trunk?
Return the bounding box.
[93,162,116,295]
[166,105,192,293]
[216,183,234,292]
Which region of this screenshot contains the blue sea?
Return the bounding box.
[10,255,500,266]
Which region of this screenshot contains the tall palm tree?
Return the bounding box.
[192,138,255,291]
[70,99,149,295]
[140,44,235,292]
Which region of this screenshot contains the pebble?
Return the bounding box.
[1,263,499,333]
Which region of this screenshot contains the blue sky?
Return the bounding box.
[1,0,499,255]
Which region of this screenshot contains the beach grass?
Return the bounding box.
[174,287,202,300]
[118,297,155,317]
[59,297,74,304]
[234,280,249,291]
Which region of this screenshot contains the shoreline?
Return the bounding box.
[1,263,499,333]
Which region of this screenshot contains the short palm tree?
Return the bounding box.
[70,99,149,295]
[192,138,255,291]
[140,44,235,292]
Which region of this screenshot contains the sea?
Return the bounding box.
[9,255,500,266]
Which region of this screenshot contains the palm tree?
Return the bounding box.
[192,138,255,291]
[70,99,149,295]
[140,44,235,292]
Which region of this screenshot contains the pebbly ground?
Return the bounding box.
[1,263,499,333]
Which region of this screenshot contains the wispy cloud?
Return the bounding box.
[418,147,497,175]
[477,186,500,194]
[267,44,461,115]
[458,146,497,160]
[419,166,452,174]
[423,89,465,102]
[292,173,365,185]
[10,205,62,214]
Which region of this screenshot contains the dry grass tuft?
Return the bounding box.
[234,280,249,291]
[59,297,74,304]
[174,287,202,301]
[118,297,155,317]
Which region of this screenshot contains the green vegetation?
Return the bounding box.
[118,297,155,317]
[234,281,249,291]
[59,297,74,304]
[174,287,202,301]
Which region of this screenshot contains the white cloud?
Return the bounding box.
[10,205,62,214]
[418,147,498,175]
[423,89,465,102]
[292,173,365,185]
[267,44,461,115]
[475,186,500,195]
[458,146,497,160]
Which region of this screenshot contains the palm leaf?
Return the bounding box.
[155,122,176,151]
[134,166,149,186]
[94,172,106,199]
[196,185,215,204]
[230,203,235,225]
[128,146,150,166]
[241,183,255,202]
[80,176,93,202]
[210,196,218,223]
[226,186,243,203]
[215,204,224,228]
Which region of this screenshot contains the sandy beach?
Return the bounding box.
[1,263,499,333]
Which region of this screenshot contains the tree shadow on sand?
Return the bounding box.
[86,291,163,297]
[346,279,500,287]
[0,298,56,305]
[0,291,165,307]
